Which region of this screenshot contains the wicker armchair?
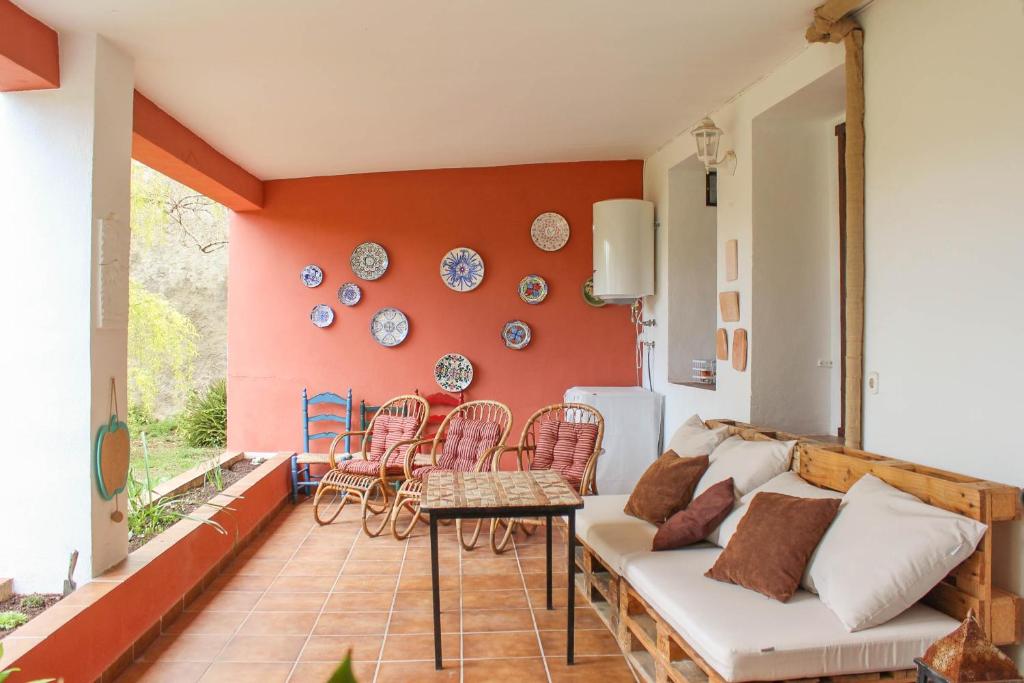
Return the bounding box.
[312,394,429,537]
[389,400,513,548]
[489,402,604,554]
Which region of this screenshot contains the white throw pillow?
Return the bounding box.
[715,471,842,547]
[808,474,987,632]
[666,414,729,456]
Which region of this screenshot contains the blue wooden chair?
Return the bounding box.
[360,400,381,431]
[292,388,353,502]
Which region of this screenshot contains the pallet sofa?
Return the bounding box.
[574,420,1022,683]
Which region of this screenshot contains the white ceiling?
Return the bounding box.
[20,0,814,180]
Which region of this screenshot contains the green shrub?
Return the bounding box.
[18,595,45,610]
[0,612,28,630]
[180,379,227,448]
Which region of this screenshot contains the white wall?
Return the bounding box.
[0,34,133,591]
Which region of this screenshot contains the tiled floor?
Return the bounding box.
[118,498,636,682]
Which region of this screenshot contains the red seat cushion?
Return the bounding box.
[532,421,598,490]
[412,465,438,480]
[366,414,420,469]
[435,417,502,472]
[340,458,405,477]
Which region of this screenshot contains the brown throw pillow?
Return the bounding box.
[623,451,709,525]
[705,492,840,602]
[653,478,734,551]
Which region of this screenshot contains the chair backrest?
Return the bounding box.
[303,388,353,453]
[520,403,604,494]
[359,394,430,465]
[431,400,513,471]
[415,388,466,432]
[359,400,381,431]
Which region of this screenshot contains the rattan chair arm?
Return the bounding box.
[401,438,437,479]
[327,430,368,468]
[476,444,507,473]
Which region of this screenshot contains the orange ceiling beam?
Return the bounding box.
[0,0,60,92]
[132,91,264,211]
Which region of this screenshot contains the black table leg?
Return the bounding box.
[430,513,442,670]
[567,508,575,665]
[545,514,553,610]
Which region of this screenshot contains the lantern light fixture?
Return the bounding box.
[692,117,737,175]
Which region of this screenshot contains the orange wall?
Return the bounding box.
[228,161,642,451]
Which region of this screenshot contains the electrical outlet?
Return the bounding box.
[817,360,833,368]
[867,371,879,394]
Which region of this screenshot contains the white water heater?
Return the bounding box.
[592,199,654,304]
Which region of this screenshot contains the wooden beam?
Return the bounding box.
[0,0,60,92]
[132,91,264,211]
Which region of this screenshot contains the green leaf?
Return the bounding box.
[326,651,359,683]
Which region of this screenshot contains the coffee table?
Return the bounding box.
[421,469,584,670]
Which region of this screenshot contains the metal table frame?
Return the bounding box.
[426,503,580,670]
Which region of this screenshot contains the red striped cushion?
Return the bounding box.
[341,458,405,477]
[437,417,502,472]
[533,421,598,490]
[367,414,420,468]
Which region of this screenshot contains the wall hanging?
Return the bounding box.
[338,282,362,306]
[726,240,738,282]
[370,307,409,347]
[310,304,334,328]
[95,378,130,522]
[581,276,606,307]
[733,329,748,371]
[531,211,570,251]
[440,247,485,292]
[518,275,548,304]
[719,291,740,322]
[501,320,532,350]
[434,353,474,392]
[301,264,323,287]
[350,242,389,280]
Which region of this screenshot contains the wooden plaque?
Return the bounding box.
[95,416,130,500]
[732,329,748,372]
[725,239,738,281]
[716,328,729,361]
[719,291,740,322]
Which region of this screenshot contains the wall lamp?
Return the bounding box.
[692,117,737,175]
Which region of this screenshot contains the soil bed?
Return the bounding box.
[128,459,257,553]
[0,593,62,638]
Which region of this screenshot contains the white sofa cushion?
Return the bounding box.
[715,471,842,548]
[666,414,730,456]
[808,474,987,631]
[622,546,959,682]
[576,494,656,574]
[694,436,796,500]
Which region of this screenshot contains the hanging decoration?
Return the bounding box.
[310,304,335,328]
[501,320,532,350]
[440,247,485,292]
[530,212,570,251]
[95,378,130,522]
[350,242,389,280]
[338,282,362,306]
[370,307,410,347]
[518,275,548,304]
[434,353,474,392]
[301,264,324,288]
[581,276,606,307]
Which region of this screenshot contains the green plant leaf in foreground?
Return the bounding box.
[325,650,358,683]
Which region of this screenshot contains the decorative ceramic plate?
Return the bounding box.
[310,304,334,328]
[501,320,532,350]
[301,264,323,288]
[370,307,409,347]
[434,353,474,392]
[530,212,570,251]
[582,276,606,307]
[518,275,548,304]
[440,247,485,292]
[350,242,389,280]
[338,282,362,306]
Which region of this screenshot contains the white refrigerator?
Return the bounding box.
[564,386,664,495]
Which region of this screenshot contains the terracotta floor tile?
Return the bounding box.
[527,587,586,609]
[299,635,384,662]
[116,661,208,683]
[289,661,378,682]
[219,635,306,662]
[253,592,328,612]
[393,590,459,611]
[459,558,521,576]
[375,660,461,682]
[532,606,605,631]
[386,609,459,635]
[462,589,529,610]
[545,655,636,682]
[237,611,318,636]
[520,557,569,575]
[198,662,291,682]
[163,610,248,635]
[313,610,389,635]
[461,574,521,591]
[380,633,460,662]
[280,560,344,576]
[207,573,275,592]
[230,557,287,575]
[268,574,337,593]
[540,628,621,656]
[139,633,230,662]
[185,590,262,613]
[324,592,395,611]
[333,574,397,592]
[462,657,548,683]
[462,608,536,633]
[522,571,569,589]
[342,559,403,575]
[398,573,460,591]
[349,546,405,561]
[463,630,541,659]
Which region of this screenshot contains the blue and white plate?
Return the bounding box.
[440,247,485,292]
[310,304,334,328]
[502,320,532,350]
[301,264,323,287]
[370,307,409,347]
[338,282,362,306]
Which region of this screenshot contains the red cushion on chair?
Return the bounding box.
[533,421,598,490]
[436,417,502,472]
[340,458,405,477]
[367,414,420,466]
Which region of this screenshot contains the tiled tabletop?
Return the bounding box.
[422,471,583,513]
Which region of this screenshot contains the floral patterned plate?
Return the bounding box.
[310,304,334,328]
[530,212,570,251]
[518,275,548,304]
[338,282,362,306]
[301,264,323,287]
[501,320,532,350]
[582,276,606,307]
[434,353,474,392]
[370,307,409,347]
[440,247,485,292]
[350,242,389,280]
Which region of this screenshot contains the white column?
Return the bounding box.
[0,33,133,591]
